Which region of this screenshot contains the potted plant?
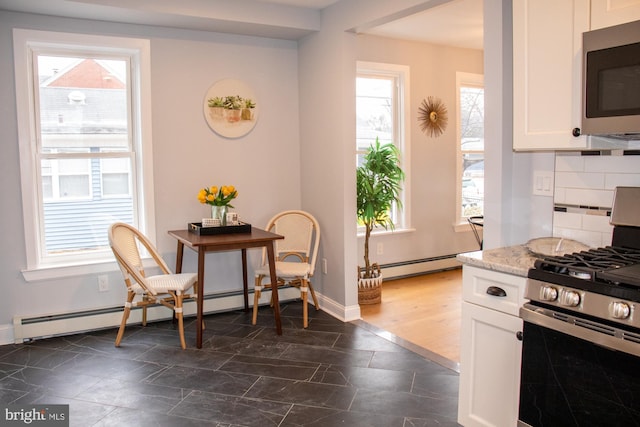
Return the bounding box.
[197,185,238,226]
[241,98,256,120]
[207,96,225,120]
[223,95,243,123]
[356,137,405,304]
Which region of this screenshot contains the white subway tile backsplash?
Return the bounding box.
[553,211,582,229]
[585,154,640,173]
[554,171,605,189]
[553,152,640,246]
[552,226,604,248]
[561,188,614,207]
[555,154,585,172]
[582,212,612,233]
[604,174,640,189]
[554,187,567,204]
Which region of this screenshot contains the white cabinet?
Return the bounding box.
[591,0,640,30]
[512,0,590,151]
[457,265,526,427]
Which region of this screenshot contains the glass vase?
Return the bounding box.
[211,205,228,226]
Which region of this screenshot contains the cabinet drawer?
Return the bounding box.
[462,265,527,316]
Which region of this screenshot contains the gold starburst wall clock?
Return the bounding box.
[418,96,448,138]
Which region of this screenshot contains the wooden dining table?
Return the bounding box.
[168,227,284,348]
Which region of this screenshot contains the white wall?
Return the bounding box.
[0,0,565,343]
[482,0,555,249]
[0,11,302,341]
[297,0,434,315]
[355,34,485,264]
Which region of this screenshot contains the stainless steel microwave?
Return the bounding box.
[582,20,640,138]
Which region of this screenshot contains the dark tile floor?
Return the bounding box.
[0,302,460,426]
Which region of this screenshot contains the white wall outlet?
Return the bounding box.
[377,242,384,255]
[98,275,109,292]
[322,258,328,274]
[532,170,554,196]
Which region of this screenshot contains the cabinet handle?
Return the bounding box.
[516,331,523,341]
[572,127,581,137]
[486,286,507,297]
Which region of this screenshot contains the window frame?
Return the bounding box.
[455,72,485,228]
[13,29,155,280]
[356,61,411,235]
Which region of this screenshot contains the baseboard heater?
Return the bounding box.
[379,254,461,280]
[13,287,300,344]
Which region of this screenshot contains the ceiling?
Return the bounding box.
[0,0,483,49]
[257,0,484,50]
[364,0,483,50]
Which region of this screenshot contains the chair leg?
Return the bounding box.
[175,293,186,350]
[309,283,320,311]
[142,295,148,326]
[252,287,261,325]
[302,282,309,329]
[115,291,135,347]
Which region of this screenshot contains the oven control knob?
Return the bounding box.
[559,290,581,307]
[539,286,558,301]
[609,301,631,319]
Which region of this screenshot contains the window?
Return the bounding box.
[13,29,154,278]
[457,72,484,222]
[356,61,411,231]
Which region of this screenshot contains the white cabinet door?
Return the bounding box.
[512,0,590,151]
[591,0,640,30]
[458,301,523,427]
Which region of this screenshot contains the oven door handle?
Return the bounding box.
[520,304,640,357]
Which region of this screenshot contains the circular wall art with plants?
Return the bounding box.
[203,79,258,138]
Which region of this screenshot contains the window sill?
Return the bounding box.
[21,257,154,282]
[357,227,416,238]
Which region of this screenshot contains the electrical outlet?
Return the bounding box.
[377,242,384,255]
[98,275,109,292]
[322,258,328,274]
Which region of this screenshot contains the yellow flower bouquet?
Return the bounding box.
[197,185,238,207]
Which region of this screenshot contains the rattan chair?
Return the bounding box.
[252,210,320,328]
[108,222,198,349]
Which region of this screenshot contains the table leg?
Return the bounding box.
[266,242,282,335]
[175,241,184,274]
[197,248,205,348]
[241,249,249,311]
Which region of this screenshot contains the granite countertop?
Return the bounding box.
[456,245,539,277]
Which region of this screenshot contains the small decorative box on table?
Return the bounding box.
[188,222,252,235]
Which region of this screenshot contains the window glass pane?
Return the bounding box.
[59,175,90,197]
[356,76,394,152]
[42,176,52,199]
[356,66,407,230]
[101,156,131,196]
[36,53,134,257]
[460,84,484,218]
[58,157,89,174]
[37,55,129,153]
[460,87,484,146]
[102,173,130,195]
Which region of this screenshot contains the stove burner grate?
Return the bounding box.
[533,246,640,283]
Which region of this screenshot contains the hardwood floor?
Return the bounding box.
[360,268,462,364]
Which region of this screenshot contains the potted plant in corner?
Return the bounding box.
[356,137,405,304]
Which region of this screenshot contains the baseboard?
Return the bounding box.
[0,323,15,346]
[11,287,300,345]
[315,292,361,323]
[380,254,461,279]
[5,258,460,346]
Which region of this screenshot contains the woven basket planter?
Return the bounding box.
[358,264,383,305]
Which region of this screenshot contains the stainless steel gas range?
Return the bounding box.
[518,187,640,427]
